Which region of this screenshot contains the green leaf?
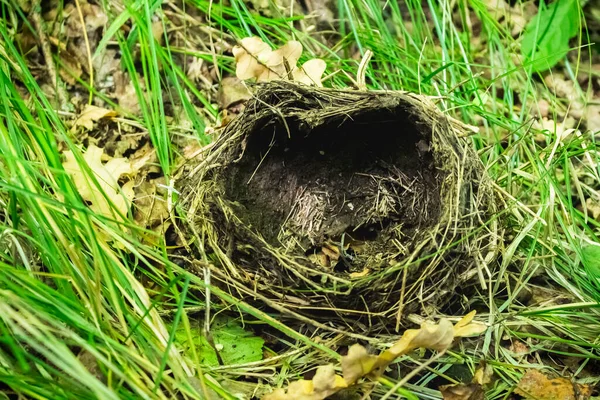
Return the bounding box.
[174,316,264,366]
[581,246,600,280]
[521,0,580,73]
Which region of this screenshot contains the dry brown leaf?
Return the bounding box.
[293,59,327,86]
[63,2,108,38]
[233,37,325,86]
[263,365,346,400]
[473,362,493,386]
[515,370,589,400]
[73,105,117,131]
[266,313,487,400]
[439,383,484,400]
[62,145,137,220]
[59,52,83,85]
[114,71,142,115]
[341,344,379,384]
[133,180,170,234]
[94,49,121,85]
[217,77,252,109]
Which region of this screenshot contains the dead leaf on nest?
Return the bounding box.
[515,370,591,400]
[233,37,326,86]
[73,105,117,131]
[263,313,488,400]
[217,77,252,110]
[62,145,139,220]
[440,383,484,400]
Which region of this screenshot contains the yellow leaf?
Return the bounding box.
[63,145,136,220]
[341,344,379,384]
[453,311,487,338]
[386,319,455,356]
[515,370,584,400]
[233,37,272,81]
[473,362,493,385]
[266,313,487,400]
[73,105,117,131]
[262,365,346,400]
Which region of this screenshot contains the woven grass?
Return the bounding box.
[177,81,500,331]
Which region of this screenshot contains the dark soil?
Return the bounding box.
[223,107,443,254]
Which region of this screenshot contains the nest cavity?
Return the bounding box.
[178,82,499,330]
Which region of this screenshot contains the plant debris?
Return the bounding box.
[515,369,592,400]
[263,312,487,400]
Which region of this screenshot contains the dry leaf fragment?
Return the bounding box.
[473,362,493,386]
[217,77,252,109]
[515,370,590,400]
[440,383,484,400]
[263,365,347,400]
[233,37,325,86]
[293,59,327,86]
[453,311,488,337]
[341,344,379,384]
[73,105,117,131]
[266,313,488,400]
[62,145,137,220]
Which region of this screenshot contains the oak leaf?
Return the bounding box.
[233,37,325,86]
[72,105,117,131]
[62,145,136,220]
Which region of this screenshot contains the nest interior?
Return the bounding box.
[224,105,441,265]
[179,82,498,330]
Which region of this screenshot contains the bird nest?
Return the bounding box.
[177,82,499,330]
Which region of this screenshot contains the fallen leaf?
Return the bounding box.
[267,313,487,400]
[217,77,252,109]
[133,180,170,233]
[62,145,137,220]
[263,365,347,400]
[114,71,142,115]
[233,37,325,86]
[63,2,108,38]
[473,362,493,386]
[58,52,83,85]
[349,268,370,278]
[440,383,484,400]
[453,311,488,337]
[341,344,379,384]
[72,105,117,131]
[293,59,327,86]
[508,340,530,355]
[515,370,590,400]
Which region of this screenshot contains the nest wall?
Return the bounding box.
[178,82,499,330]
